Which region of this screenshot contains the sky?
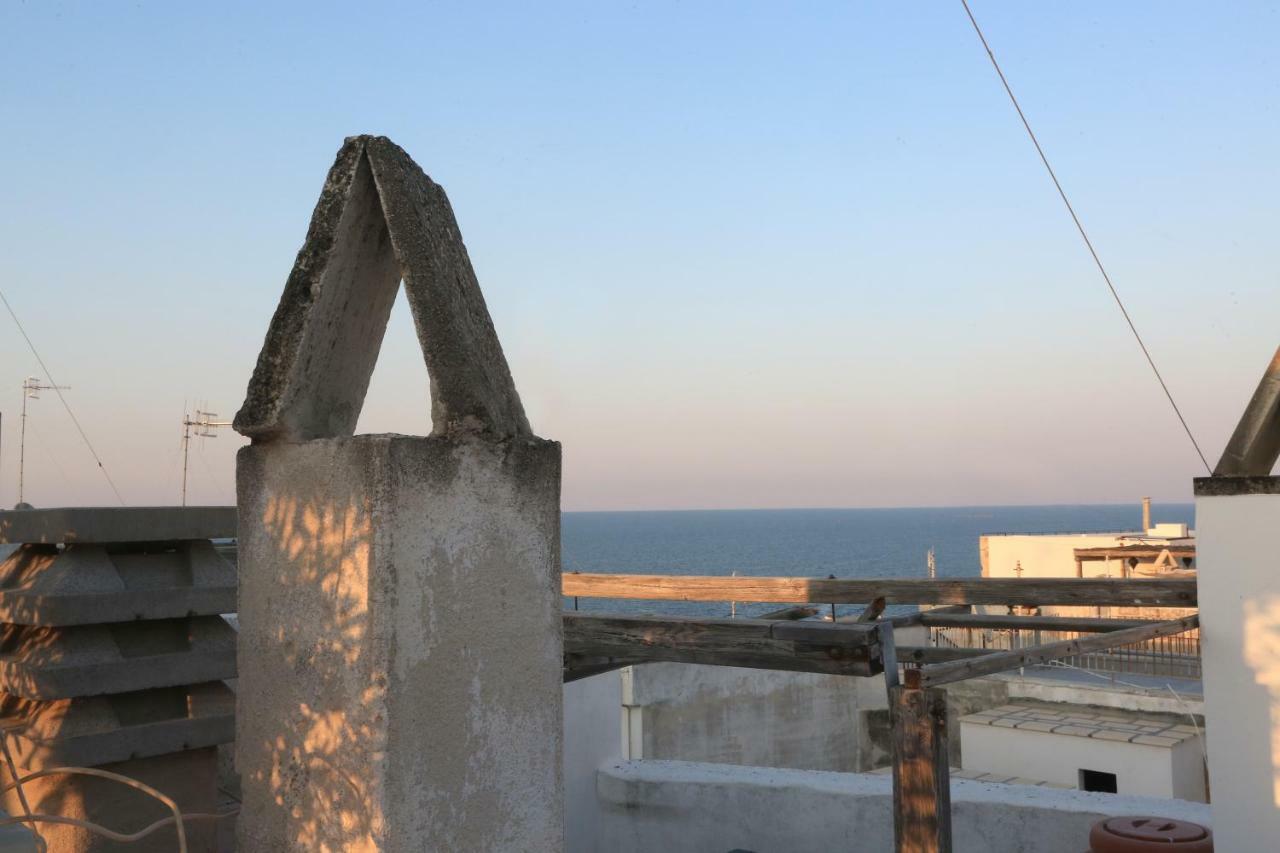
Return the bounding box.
[0,1,1277,512]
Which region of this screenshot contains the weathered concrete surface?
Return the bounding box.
[0,540,235,626]
[595,760,1211,853]
[0,618,236,699]
[236,434,562,852]
[0,748,219,853]
[0,506,235,544]
[233,135,529,442]
[0,682,234,768]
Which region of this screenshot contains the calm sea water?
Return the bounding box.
[562,503,1195,617]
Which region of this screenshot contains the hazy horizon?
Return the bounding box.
[2,2,1276,512]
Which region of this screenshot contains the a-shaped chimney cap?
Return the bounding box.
[234,135,531,443]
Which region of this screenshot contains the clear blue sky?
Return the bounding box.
[1,1,1276,511]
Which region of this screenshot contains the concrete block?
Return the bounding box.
[0,618,236,699]
[0,747,220,853]
[0,682,234,768]
[0,541,234,626]
[236,434,562,852]
[0,507,235,544]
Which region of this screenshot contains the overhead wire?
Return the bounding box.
[0,287,127,504]
[958,0,1212,475]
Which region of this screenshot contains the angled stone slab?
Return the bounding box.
[0,681,235,768]
[0,506,235,544]
[234,135,529,442]
[0,540,235,626]
[0,616,236,699]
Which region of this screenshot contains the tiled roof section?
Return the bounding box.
[960,702,1201,746]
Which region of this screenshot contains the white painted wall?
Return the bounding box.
[596,760,1211,853]
[1196,487,1280,851]
[960,722,1206,801]
[564,671,624,853]
[982,533,1128,579]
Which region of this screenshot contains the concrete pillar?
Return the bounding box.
[233,136,563,852]
[1194,475,1280,848]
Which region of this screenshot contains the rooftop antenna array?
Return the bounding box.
[19,376,70,505]
[181,406,231,506]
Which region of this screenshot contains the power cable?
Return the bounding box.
[0,287,127,504]
[959,0,1212,474]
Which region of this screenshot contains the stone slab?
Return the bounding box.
[0,507,235,545]
[0,681,234,768]
[0,617,236,699]
[0,540,235,626]
[960,700,1200,746]
[233,135,530,442]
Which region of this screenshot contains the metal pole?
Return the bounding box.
[181,417,191,507]
[17,386,27,505]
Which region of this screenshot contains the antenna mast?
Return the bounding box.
[181,407,231,506]
[19,376,70,505]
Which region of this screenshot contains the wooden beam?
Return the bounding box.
[855,596,887,622]
[757,605,820,621]
[563,612,884,677]
[916,613,1159,633]
[1215,344,1280,476]
[908,614,1199,688]
[890,686,952,853]
[897,646,989,663]
[561,573,1197,607]
[563,658,639,682]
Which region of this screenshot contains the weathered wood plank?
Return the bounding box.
[563,612,883,677]
[891,686,952,853]
[855,596,887,622]
[757,605,820,621]
[897,646,990,663]
[916,613,1159,633]
[561,573,1197,607]
[908,614,1200,688]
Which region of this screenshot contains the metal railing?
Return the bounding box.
[930,625,1201,680]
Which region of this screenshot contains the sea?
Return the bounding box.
[561,503,1195,617]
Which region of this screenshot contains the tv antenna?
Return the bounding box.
[181,407,231,506]
[19,376,71,505]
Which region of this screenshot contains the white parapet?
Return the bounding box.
[1195,475,1280,850]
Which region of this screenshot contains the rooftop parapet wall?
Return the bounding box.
[595,760,1211,853]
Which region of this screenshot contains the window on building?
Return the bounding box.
[1079,769,1118,793]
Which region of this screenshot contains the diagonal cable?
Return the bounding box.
[959,0,1211,474]
[0,287,127,505]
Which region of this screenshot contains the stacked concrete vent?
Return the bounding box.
[0,506,237,853]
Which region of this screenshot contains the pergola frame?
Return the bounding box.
[563,572,1200,853]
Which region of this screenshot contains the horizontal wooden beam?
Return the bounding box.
[562,573,1197,607]
[916,613,1160,633]
[563,612,884,677]
[897,646,990,663]
[907,614,1200,688]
